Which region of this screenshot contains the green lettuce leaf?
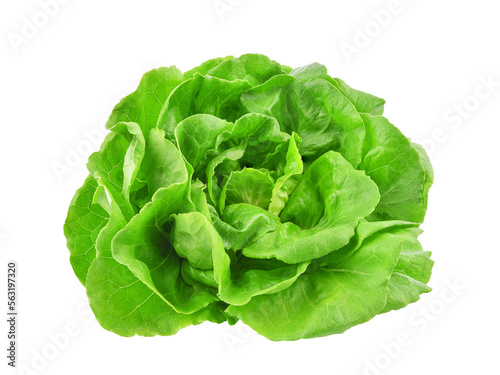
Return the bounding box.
[227,227,418,340]
[359,114,431,223]
[106,67,185,134]
[64,176,109,285]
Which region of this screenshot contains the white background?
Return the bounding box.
[1,0,499,374]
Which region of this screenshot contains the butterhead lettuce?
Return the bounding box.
[64,54,433,341]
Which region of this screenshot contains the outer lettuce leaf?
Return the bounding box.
[327,77,385,116]
[64,176,109,285]
[86,258,226,337]
[411,141,434,210]
[381,237,433,313]
[318,220,419,266]
[227,228,417,341]
[106,67,185,134]
[289,62,385,115]
[65,120,145,284]
[359,114,431,223]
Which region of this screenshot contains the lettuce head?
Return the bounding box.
[64,54,433,341]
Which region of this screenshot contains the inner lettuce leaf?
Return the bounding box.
[64,54,433,341]
[241,151,380,263]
